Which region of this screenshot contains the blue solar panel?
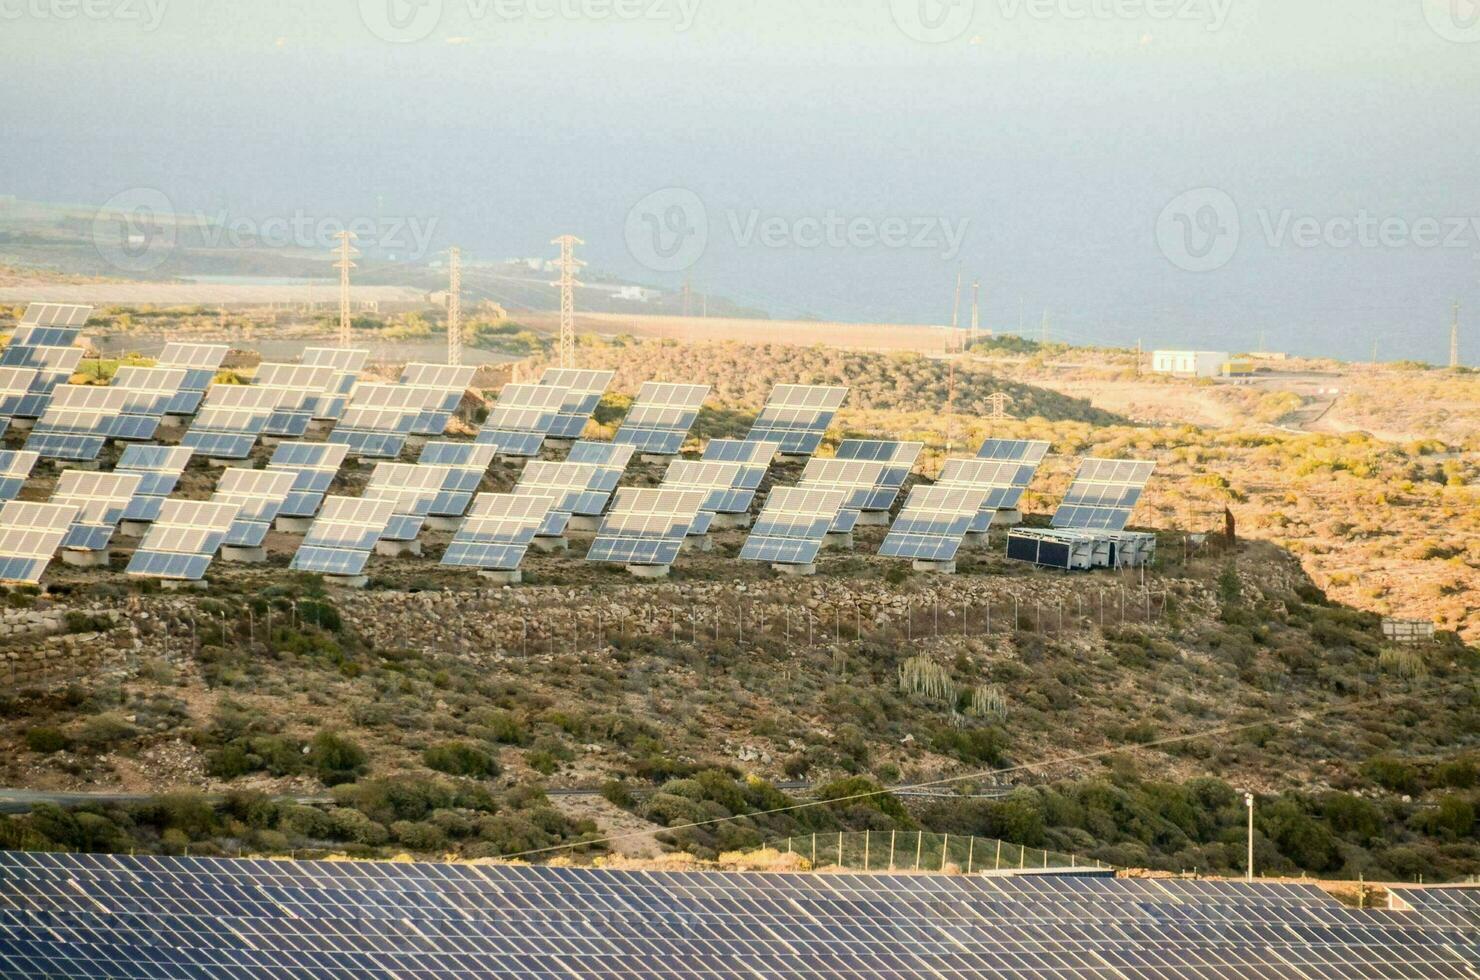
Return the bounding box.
[327,429,408,459]
[475,430,546,457]
[23,432,106,462]
[61,523,116,552]
[180,431,256,460]
[126,551,212,580]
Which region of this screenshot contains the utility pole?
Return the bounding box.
[1452,300,1462,369]
[945,360,956,460]
[447,246,462,366]
[951,265,963,332]
[1245,792,1255,881]
[551,235,584,370]
[1136,338,1143,377]
[970,280,981,347]
[333,231,358,348]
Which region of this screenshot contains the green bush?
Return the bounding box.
[73,713,139,753]
[24,727,69,754]
[308,731,369,786]
[1362,756,1421,795]
[423,741,500,779]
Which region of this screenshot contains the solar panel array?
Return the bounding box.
[660,459,748,535]
[587,487,706,566]
[331,382,461,458]
[880,484,993,563]
[0,320,83,419]
[968,439,1052,531]
[181,384,282,460]
[740,487,849,566]
[836,439,923,512]
[0,502,76,584]
[289,496,397,577]
[125,499,239,581]
[613,382,709,456]
[476,383,569,457]
[798,458,889,534]
[1053,458,1157,531]
[212,468,299,548]
[0,450,39,503]
[254,363,342,437]
[267,442,348,520]
[746,383,849,456]
[363,463,453,542]
[397,363,476,435]
[539,367,615,439]
[116,445,193,523]
[51,471,143,552]
[300,347,367,419]
[111,366,188,427]
[153,343,227,416]
[0,368,43,420]
[441,493,557,572]
[418,441,497,518]
[12,851,1464,980]
[25,385,153,461]
[515,461,606,536]
[18,302,93,328]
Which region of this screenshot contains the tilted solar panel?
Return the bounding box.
[52,471,143,552]
[799,457,889,532]
[978,438,1052,464]
[0,366,42,418]
[740,487,850,566]
[111,366,188,421]
[126,499,239,581]
[566,440,636,469]
[212,468,299,547]
[745,383,848,456]
[289,496,397,576]
[417,441,498,517]
[301,347,370,373]
[662,459,751,519]
[117,445,193,522]
[586,488,707,566]
[267,442,348,518]
[0,500,77,584]
[155,342,228,415]
[442,493,558,571]
[476,383,570,457]
[515,461,610,520]
[24,385,137,461]
[0,449,39,503]
[1053,458,1156,531]
[934,456,1046,533]
[19,303,92,328]
[363,463,454,541]
[703,437,779,467]
[837,439,923,513]
[0,343,83,391]
[539,368,615,439]
[612,382,709,456]
[880,485,992,563]
[398,365,476,435]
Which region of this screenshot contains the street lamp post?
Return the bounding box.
[1245,792,1255,881]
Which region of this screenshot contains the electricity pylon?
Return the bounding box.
[1452,300,1462,369]
[333,231,359,348]
[447,247,462,366]
[551,235,585,369]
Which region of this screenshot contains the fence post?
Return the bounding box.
[914,832,923,871]
[811,833,817,868]
[889,829,896,871]
[864,830,870,872]
[967,836,975,874]
[995,839,1002,870]
[941,833,949,871]
[837,832,843,869]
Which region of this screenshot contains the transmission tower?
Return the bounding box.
[447,247,462,366]
[1452,300,1461,369]
[551,235,585,370]
[333,231,359,348]
[987,391,1014,424]
[951,265,963,332]
[970,280,981,347]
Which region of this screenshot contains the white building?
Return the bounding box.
[614,285,660,303]
[1151,350,1231,378]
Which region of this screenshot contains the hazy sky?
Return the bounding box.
[4,0,1478,361]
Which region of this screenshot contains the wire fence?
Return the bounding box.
[771,831,1097,875]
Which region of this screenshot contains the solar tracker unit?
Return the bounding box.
[1053,458,1157,531]
[126,499,239,581]
[836,439,923,514]
[566,439,636,470]
[515,460,610,531]
[289,495,397,580]
[332,383,455,456]
[703,437,778,467]
[19,302,92,328]
[0,450,39,502]
[154,342,228,415]
[110,365,188,424]
[0,501,77,584]
[398,363,476,435]
[116,445,193,523]
[253,363,341,436]
[612,381,709,456]
[979,437,1052,464]
[475,382,570,457]
[212,467,298,548]
[539,367,615,439]
[24,385,136,461]
[300,348,368,418]
[739,486,849,569]
[798,457,889,534]
[0,346,82,418]
[586,487,706,570]
[0,367,43,418]
[441,492,557,578]
[928,456,1046,533]
[418,441,498,519]
[746,383,849,456]
[51,470,143,555]
[362,462,453,548]
[661,459,748,536]
[266,442,348,521]
[181,384,281,460]
[879,484,993,567]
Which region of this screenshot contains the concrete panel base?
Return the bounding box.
[710,512,752,530]
[531,536,568,553]
[117,520,151,538]
[375,540,422,558]
[771,562,817,577]
[567,515,602,533]
[60,549,109,569]
[824,531,855,551]
[275,516,315,534]
[681,535,712,553]
[626,564,670,579]
[478,569,522,585]
[855,510,891,526]
[162,578,208,591]
[423,516,464,532]
[913,559,957,575]
[992,509,1024,527]
[324,574,369,589]
[220,545,267,564]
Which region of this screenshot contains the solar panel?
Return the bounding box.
[612,382,709,456]
[0,366,42,418]
[267,442,348,519]
[979,438,1052,464]
[212,468,299,547]
[155,343,228,415]
[566,440,636,470]
[703,438,778,466]
[0,342,82,390]
[181,384,280,460]
[515,460,612,524]
[475,383,570,457]
[19,302,92,328]
[24,385,137,461]
[418,441,498,517]
[332,383,452,455]
[441,493,558,572]
[52,471,143,552]
[836,439,923,513]
[586,487,707,566]
[798,457,889,533]
[111,365,188,422]
[880,484,993,563]
[740,486,850,566]
[399,364,476,435]
[661,460,750,526]
[0,449,39,502]
[929,457,1046,532]
[1053,458,1157,531]
[746,383,849,456]
[539,367,615,439]
[363,462,454,542]
[300,349,367,417]
[117,445,194,522]
[301,346,369,373]
[126,499,239,581]
[254,363,341,437]
[8,324,82,348]
[0,500,77,584]
[289,495,397,577]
